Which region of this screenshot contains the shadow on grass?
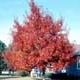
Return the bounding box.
[48,73,80,80]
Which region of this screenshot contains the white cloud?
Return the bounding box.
[68,29,80,44]
[0,24,12,46]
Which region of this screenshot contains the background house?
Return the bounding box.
[67,44,80,76]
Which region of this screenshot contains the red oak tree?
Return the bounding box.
[4,0,75,72]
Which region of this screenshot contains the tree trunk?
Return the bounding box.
[0,70,2,75]
[42,68,45,76]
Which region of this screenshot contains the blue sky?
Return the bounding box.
[0,0,80,46]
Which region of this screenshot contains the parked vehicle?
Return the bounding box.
[30,67,42,77]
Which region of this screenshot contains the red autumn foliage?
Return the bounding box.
[4,0,75,72]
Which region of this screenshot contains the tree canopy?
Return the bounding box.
[4,0,75,72]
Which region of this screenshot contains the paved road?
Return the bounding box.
[0,76,33,80]
[0,76,43,80]
[3,77,33,80]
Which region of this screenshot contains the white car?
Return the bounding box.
[30,67,42,77]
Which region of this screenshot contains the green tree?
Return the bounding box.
[0,40,7,74]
